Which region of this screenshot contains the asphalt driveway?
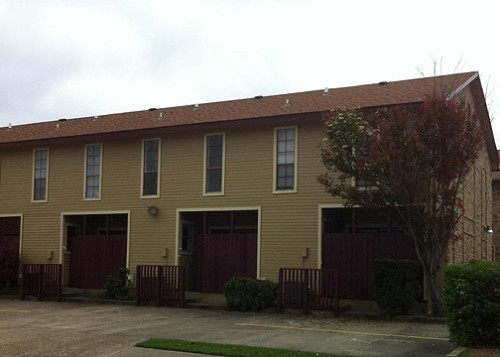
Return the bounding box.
[0,299,456,357]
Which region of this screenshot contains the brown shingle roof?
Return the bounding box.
[0,72,477,145]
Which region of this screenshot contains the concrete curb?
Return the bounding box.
[447,347,466,356]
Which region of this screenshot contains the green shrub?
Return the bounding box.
[104,267,130,300]
[374,259,422,314]
[443,260,500,347]
[0,246,19,288]
[224,277,277,312]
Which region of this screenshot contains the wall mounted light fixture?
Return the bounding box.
[147,206,158,216]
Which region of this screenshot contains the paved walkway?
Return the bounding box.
[0,299,456,357]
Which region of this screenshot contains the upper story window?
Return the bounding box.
[141,139,160,197]
[355,177,372,188]
[346,146,375,188]
[274,127,297,193]
[84,144,102,200]
[204,133,225,195]
[32,148,49,202]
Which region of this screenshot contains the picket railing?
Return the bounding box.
[21,264,62,301]
[135,265,185,307]
[278,268,339,316]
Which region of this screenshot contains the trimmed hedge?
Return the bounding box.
[0,246,19,288]
[373,259,422,314]
[224,277,277,312]
[443,260,500,347]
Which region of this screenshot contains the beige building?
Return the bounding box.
[0,72,497,298]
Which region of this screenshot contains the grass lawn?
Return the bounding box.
[136,338,350,357]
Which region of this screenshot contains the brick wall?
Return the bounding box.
[448,147,493,263]
[492,174,500,262]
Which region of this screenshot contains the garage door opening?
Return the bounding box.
[178,210,259,293]
[63,213,128,289]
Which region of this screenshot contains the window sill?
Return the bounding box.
[272,189,297,194]
[203,192,224,197]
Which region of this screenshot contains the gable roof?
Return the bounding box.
[2,71,498,171]
[0,72,480,146]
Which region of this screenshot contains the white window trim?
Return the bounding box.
[203,132,225,196]
[83,143,103,201]
[140,138,161,198]
[31,148,49,203]
[273,126,298,194]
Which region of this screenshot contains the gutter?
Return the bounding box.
[446,72,479,100]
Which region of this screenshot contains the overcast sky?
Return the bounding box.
[1,1,499,143]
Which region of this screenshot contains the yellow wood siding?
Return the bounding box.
[1,108,492,287]
[0,118,339,283]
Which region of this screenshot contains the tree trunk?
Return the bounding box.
[424,271,433,315]
[424,268,441,315]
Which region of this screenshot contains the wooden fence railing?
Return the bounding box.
[135,265,185,307]
[21,264,62,301]
[322,233,417,299]
[278,268,339,316]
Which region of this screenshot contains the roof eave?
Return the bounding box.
[447,72,499,171]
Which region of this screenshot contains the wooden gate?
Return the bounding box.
[322,233,417,299]
[21,264,62,301]
[69,234,127,289]
[278,268,339,315]
[135,265,186,307]
[194,233,257,293]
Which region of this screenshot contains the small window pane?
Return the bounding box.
[143,172,158,196]
[276,153,285,165]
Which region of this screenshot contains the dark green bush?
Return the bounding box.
[104,267,130,300]
[224,277,277,312]
[374,259,422,314]
[0,246,19,288]
[443,260,500,347]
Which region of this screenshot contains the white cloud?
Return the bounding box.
[0,0,498,140]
